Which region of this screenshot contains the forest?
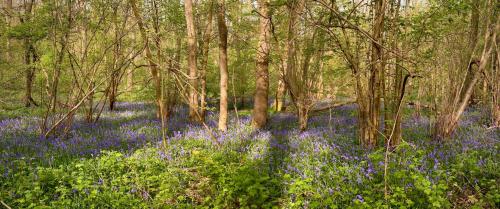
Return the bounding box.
[0,0,498,208]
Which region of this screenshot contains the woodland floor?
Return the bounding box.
[0,102,498,208]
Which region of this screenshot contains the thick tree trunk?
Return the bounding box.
[184,0,201,122]
[200,2,214,119]
[298,106,308,131]
[217,0,228,131]
[252,0,271,129]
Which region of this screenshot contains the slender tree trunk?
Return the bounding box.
[364,0,386,148]
[252,0,271,129]
[200,2,214,119]
[22,0,37,107]
[275,76,286,112]
[434,18,497,139]
[86,81,95,122]
[19,0,38,108]
[4,0,13,60]
[50,0,73,113]
[129,0,164,118]
[184,0,201,122]
[24,44,38,107]
[387,0,402,147]
[127,33,136,92]
[217,0,229,131]
[493,48,499,127]
[109,7,120,111]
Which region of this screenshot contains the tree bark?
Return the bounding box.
[184,0,201,122]
[275,76,286,112]
[4,0,13,60]
[108,6,121,111]
[387,0,402,147]
[493,48,499,127]
[50,0,73,113]
[24,44,38,107]
[21,0,37,107]
[200,2,214,119]
[217,0,229,131]
[252,0,271,129]
[364,0,386,148]
[129,0,164,119]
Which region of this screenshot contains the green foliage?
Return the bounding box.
[1,115,498,208]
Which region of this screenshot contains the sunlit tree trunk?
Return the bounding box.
[184,0,201,122]
[385,0,402,147]
[216,0,229,131]
[364,0,386,148]
[252,0,271,129]
[4,0,13,60]
[275,76,286,112]
[129,0,164,119]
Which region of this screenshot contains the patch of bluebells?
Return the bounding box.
[0,102,498,208]
[0,102,192,172]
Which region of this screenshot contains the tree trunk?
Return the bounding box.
[4,0,13,60]
[22,0,37,107]
[493,47,499,127]
[298,106,308,131]
[129,0,164,119]
[184,0,201,122]
[275,76,286,112]
[24,44,37,107]
[85,81,95,122]
[50,1,73,113]
[108,7,121,111]
[434,20,497,139]
[386,0,402,147]
[200,2,214,119]
[217,0,228,131]
[252,0,271,129]
[364,0,386,148]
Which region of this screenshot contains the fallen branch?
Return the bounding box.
[1,200,12,209]
[310,100,356,113]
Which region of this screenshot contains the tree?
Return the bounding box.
[252,0,271,129]
[129,0,166,120]
[284,0,324,131]
[199,1,214,119]
[217,0,228,131]
[184,0,201,122]
[433,0,497,140]
[20,0,39,107]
